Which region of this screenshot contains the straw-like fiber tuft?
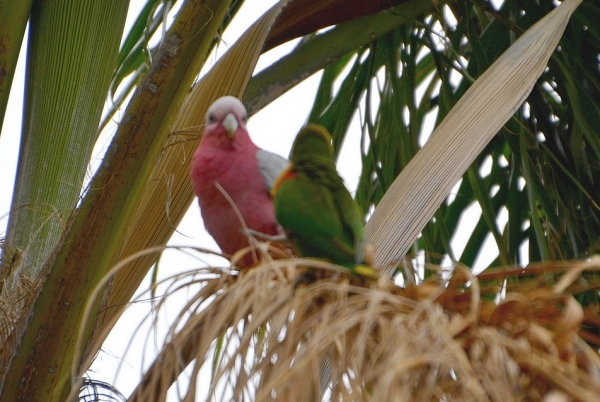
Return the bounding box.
[119,248,600,401]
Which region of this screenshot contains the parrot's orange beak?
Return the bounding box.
[222,113,238,140]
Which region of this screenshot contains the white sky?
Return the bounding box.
[0,0,507,399]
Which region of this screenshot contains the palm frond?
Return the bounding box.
[107,247,600,401]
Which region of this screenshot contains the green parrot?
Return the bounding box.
[271,123,367,269]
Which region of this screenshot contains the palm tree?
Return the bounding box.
[0,0,598,400]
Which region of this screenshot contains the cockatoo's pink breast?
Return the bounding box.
[190,124,281,256]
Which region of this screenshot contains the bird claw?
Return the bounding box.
[352,264,378,279]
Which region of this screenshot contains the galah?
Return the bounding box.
[271,123,366,268]
[190,96,289,265]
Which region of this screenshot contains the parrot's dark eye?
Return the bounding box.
[207,113,217,123]
[241,114,248,124]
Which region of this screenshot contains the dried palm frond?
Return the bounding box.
[89,245,600,401]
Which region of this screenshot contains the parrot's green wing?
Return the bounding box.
[330,176,365,263]
[273,123,365,266]
[274,171,356,264]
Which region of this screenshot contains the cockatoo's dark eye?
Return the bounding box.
[207,112,217,123]
[241,114,248,124]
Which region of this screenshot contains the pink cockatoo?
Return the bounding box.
[190,96,289,266]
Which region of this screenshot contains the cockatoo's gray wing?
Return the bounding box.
[256,149,290,192]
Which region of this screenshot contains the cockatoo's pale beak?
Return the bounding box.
[222,113,238,140]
